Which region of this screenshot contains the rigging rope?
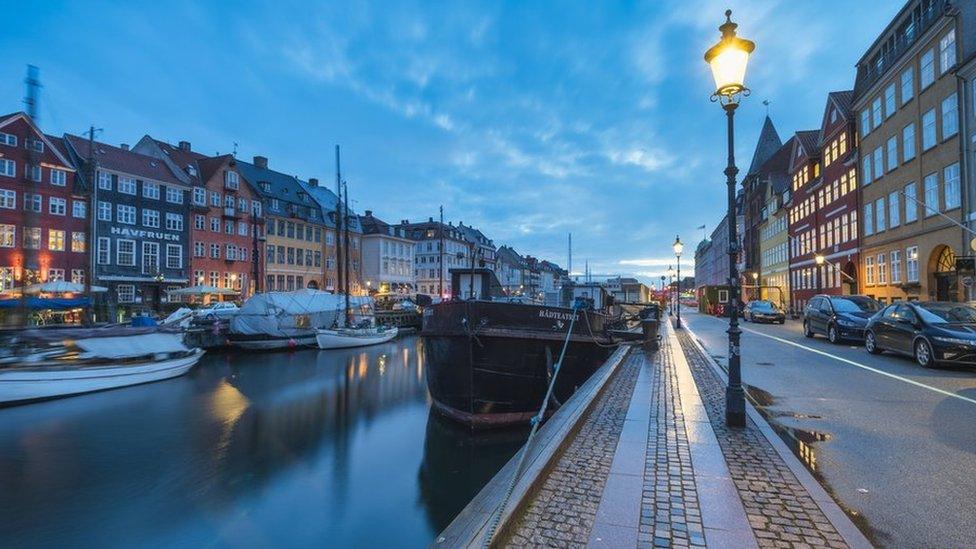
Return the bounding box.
[482,299,583,548]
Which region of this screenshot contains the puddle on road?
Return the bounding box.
[755,361,775,366]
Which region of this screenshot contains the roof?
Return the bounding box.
[359,211,405,237]
[235,159,332,228]
[456,222,494,247]
[63,134,187,186]
[747,117,782,177]
[794,130,820,155]
[304,182,362,232]
[195,154,233,184]
[0,112,75,168]
[761,136,796,195]
[496,245,526,267]
[828,90,854,116]
[401,219,468,242]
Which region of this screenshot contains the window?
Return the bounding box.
[920,49,935,89]
[866,256,875,285]
[193,187,206,205]
[166,244,182,269]
[871,97,882,128]
[922,109,936,150]
[25,139,43,153]
[194,241,204,257]
[165,187,183,204]
[906,246,919,282]
[117,239,136,266]
[26,164,41,182]
[71,232,85,253]
[98,201,112,221]
[48,197,66,216]
[944,163,960,209]
[225,171,239,189]
[877,253,887,284]
[860,110,871,136]
[267,245,275,264]
[901,67,914,104]
[117,204,136,225]
[863,155,872,185]
[271,198,280,211]
[0,224,14,247]
[924,173,939,215]
[210,217,219,232]
[72,200,86,218]
[864,204,874,236]
[97,238,110,264]
[875,198,886,232]
[98,171,112,190]
[23,193,41,212]
[0,159,14,178]
[905,183,918,222]
[142,242,159,274]
[889,191,900,228]
[0,189,14,209]
[46,229,64,252]
[238,221,247,236]
[23,227,40,249]
[210,271,219,287]
[144,182,160,199]
[210,243,220,259]
[252,201,262,218]
[143,209,160,228]
[891,250,902,283]
[71,269,84,285]
[884,84,895,118]
[118,177,136,195]
[50,169,66,186]
[872,147,883,180]
[902,123,916,161]
[194,214,205,230]
[942,93,958,138]
[0,132,16,146]
[210,191,220,207]
[225,220,234,235]
[165,212,183,231]
[939,29,956,73]
[886,137,898,171]
[117,284,135,303]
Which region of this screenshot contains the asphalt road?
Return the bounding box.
[678,309,976,548]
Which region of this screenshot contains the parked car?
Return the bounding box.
[743,300,785,324]
[803,295,881,343]
[865,301,976,368]
[193,302,240,320]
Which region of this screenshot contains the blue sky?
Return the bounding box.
[0,0,898,284]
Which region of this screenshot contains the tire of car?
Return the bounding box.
[914,338,936,369]
[827,324,840,344]
[778,319,785,324]
[803,320,814,338]
[865,330,882,354]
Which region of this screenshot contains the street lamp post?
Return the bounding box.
[704,9,754,428]
[667,265,674,316]
[815,254,825,293]
[673,236,684,328]
[752,272,759,300]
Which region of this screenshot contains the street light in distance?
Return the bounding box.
[673,235,683,329]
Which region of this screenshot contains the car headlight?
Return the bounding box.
[932,336,975,346]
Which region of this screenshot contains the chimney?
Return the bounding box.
[254,155,268,169]
[120,143,129,151]
[365,210,373,217]
[178,140,191,151]
[428,216,434,222]
[401,219,408,225]
[308,177,319,187]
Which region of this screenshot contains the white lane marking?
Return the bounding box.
[736,324,976,406]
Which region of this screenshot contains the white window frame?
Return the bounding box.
[166,243,182,269]
[118,176,136,195]
[117,284,135,303]
[117,239,136,266]
[72,200,86,218]
[143,181,160,200]
[143,209,160,228]
[0,159,13,178]
[117,204,136,225]
[0,188,15,209]
[165,212,183,231]
[97,237,111,265]
[50,168,67,186]
[48,197,66,216]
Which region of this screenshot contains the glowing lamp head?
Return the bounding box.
[672,235,684,256]
[815,254,825,266]
[752,272,759,280]
[704,10,755,99]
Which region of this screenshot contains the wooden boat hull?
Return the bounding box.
[0,348,204,405]
[316,327,399,349]
[228,333,318,350]
[422,301,615,429]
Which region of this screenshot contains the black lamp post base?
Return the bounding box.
[725,385,746,428]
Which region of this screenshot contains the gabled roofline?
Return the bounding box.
[0,112,74,167]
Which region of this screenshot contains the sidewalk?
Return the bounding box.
[501,321,869,548]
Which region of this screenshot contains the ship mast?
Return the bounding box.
[343,180,350,327]
[18,66,41,325]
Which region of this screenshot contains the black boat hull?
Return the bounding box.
[422,301,614,428]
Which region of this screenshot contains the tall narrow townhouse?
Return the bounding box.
[786,130,825,310]
[756,136,796,308]
[741,116,783,288]
[853,0,965,302]
[0,113,87,293]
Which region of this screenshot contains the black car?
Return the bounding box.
[803,295,881,343]
[865,301,976,368]
[743,300,785,324]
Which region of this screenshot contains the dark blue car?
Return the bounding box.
[865,301,976,368]
[803,295,881,344]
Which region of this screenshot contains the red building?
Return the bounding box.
[133,138,263,300]
[787,92,861,310]
[0,112,88,292]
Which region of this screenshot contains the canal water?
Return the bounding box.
[0,336,527,548]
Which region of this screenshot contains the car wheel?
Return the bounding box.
[803,320,814,338]
[827,324,840,344]
[914,339,936,369]
[778,319,785,325]
[865,331,882,354]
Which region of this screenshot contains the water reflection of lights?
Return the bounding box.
[211,379,250,426]
[379,354,387,376]
[357,353,368,379]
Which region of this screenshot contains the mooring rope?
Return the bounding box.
[481,299,582,548]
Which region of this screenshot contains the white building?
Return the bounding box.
[359,211,415,294]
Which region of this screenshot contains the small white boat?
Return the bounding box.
[0,328,204,405]
[316,326,399,350]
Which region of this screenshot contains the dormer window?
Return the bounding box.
[224,170,239,189]
[25,139,44,153]
[261,182,271,193]
[187,165,197,176]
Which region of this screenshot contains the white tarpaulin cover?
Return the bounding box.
[230,289,373,337]
[73,332,189,359]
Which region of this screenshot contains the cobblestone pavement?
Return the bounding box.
[676,330,849,549]
[639,344,706,548]
[504,351,641,548]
